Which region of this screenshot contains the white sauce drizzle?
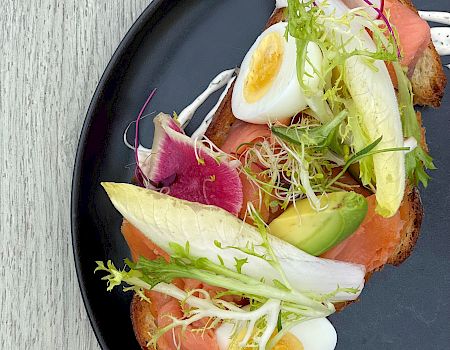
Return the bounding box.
[419,11,450,59]
[177,68,236,128]
[430,27,450,56]
[419,11,450,26]
[191,75,236,140]
[275,0,287,9]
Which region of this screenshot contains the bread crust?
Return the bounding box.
[388,186,424,266]
[410,42,447,107]
[204,82,236,147]
[131,294,156,350]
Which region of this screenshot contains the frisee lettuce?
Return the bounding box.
[286,0,409,217]
[95,228,357,350]
[287,0,397,94]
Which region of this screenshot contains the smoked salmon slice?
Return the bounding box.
[343,0,431,85]
[221,119,271,156]
[157,299,219,350]
[342,0,430,71]
[384,0,430,71]
[220,121,410,273]
[321,194,405,272]
[384,0,431,85]
[220,120,273,222]
[122,220,170,262]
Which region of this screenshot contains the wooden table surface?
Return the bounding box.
[0,1,150,348]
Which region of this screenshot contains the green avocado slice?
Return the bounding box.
[269,192,368,256]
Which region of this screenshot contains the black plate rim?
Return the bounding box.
[70,1,169,348]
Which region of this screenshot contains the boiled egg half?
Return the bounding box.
[232,21,323,124]
[216,317,337,350]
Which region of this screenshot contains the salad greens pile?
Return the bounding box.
[239,0,433,219]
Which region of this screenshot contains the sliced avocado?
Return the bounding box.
[268,192,368,256]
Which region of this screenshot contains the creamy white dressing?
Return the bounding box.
[179,67,237,139]
[191,75,236,140]
[430,27,450,56]
[419,11,450,58]
[177,68,236,128]
[419,11,450,26]
[275,0,287,9]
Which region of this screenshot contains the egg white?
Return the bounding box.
[232,21,323,124]
[289,318,337,350]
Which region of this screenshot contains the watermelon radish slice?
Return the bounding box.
[143,113,243,216]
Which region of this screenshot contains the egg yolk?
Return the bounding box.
[272,333,304,350]
[228,330,304,350]
[244,32,284,103]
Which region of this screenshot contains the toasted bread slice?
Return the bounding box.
[388,186,424,266]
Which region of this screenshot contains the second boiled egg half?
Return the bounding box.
[216,317,337,350]
[232,21,323,124]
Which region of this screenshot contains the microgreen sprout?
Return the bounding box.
[238,111,409,217]
[237,114,341,212]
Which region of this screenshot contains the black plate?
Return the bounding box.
[72,1,450,349]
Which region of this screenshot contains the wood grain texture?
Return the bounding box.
[0,1,150,348]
